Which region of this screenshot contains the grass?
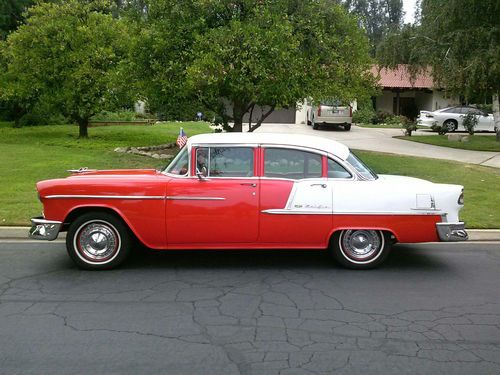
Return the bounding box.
[0,121,498,228]
[355,123,427,130]
[395,134,500,152]
[355,150,500,229]
[0,121,212,225]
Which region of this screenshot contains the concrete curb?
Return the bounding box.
[1,226,499,242]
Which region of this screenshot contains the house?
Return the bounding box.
[371,65,459,119]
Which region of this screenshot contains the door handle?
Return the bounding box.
[311,183,327,188]
[240,183,257,187]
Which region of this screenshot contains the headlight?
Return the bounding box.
[458,190,464,205]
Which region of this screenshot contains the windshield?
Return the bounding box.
[164,147,189,176]
[346,152,378,180]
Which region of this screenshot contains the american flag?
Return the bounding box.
[176,127,188,148]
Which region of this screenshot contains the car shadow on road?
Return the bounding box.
[119,244,448,272]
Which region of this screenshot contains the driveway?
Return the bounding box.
[255,123,500,168]
[1,241,500,374]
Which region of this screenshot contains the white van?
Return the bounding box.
[307,100,352,131]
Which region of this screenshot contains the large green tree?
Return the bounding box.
[132,0,374,132]
[342,0,403,55]
[0,0,34,40]
[0,0,132,137]
[377,0,500,139]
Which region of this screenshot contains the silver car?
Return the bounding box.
[307,100,352,131]
[417,106,495,132]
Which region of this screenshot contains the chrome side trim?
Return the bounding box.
[29,217,62,241]
[45,195,165,200]
[262,209,331,215]
[166,196,226,201]
[262,209,442,216]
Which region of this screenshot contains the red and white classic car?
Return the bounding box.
[30,133,468,270]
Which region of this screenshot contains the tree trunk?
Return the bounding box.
[77,119,89,138]
[493,92,500,142]
[231,100,246,132]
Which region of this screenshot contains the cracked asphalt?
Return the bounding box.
[1,241,499,375]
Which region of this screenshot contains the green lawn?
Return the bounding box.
[396,134,500,152]
[355,123,426,129]
[355,150,500,229]
[0,121,212,225]
[0,122,498,228]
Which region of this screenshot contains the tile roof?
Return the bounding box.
[371,65,434,89]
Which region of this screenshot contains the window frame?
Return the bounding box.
[261,145,326,181]
[192,145,258,179]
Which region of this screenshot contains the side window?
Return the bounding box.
[327,159,352,179]
[264,148,322,180]
[196,147,254,177]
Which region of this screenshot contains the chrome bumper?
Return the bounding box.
[436,222,468,242]
[29,217,62,241]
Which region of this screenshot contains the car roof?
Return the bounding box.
[188,132,351,160]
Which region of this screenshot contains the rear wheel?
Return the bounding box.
[330,229,391,269]
[312,117,319,129]
[66,212,132,270]
[344,123,351,131]
[443,119,457,132]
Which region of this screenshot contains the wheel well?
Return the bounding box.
[444,119,458,125]
[62,207,125,231]
[329,229,398,246]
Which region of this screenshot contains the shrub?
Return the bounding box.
[402,121,418,136]
[462,111,478,135]
[374,111,391,124]
[431,121,448,135]
[385,114,409,126]
[352,106,376,124]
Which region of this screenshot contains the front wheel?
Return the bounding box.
[330,229,391,269]
[66,212,132,270]
[443,120,457,132]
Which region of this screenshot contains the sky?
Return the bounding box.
[403,0,417,24]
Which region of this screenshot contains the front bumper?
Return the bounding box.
[436,222,468,242]
[29,217,62,241]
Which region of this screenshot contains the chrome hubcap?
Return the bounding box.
[77,222,119,261]
[341,230,381,261]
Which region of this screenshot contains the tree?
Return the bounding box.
[342,0,403,55]
[0,0,132,137]
[0,0,34,40]
[132,0,374,132]
[377,0,500,140]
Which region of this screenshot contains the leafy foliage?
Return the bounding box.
[462,111,478,135]
[0,0,133,137]
[132,0,375,132]
[352,105,376,124]
[0,0,34,40]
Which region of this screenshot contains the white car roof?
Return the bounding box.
[188,132,351,160]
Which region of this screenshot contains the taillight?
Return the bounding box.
[317,106,321,117]
[425,114,434,118]
[458,190,464,205]
[349,106,352,117]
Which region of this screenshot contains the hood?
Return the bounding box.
[67,169,159,178]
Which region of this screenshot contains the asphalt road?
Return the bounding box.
[1,241,499,375]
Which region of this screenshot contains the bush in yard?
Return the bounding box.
[462,111,478,135]
[352,106,376,124]
[431,121,448,135]
[374,111,391,124]
[402,120,418,136]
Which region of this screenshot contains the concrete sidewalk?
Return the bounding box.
[254,123,500,168]
[2,226,499,242]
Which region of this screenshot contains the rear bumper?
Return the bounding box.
[317,116,352,125]
[436,222,468,242]
[29,217,62,241]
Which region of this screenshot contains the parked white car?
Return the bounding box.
[417,106,495,132]
[307,100,352,131]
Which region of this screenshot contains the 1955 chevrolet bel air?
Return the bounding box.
[29,133,468,270]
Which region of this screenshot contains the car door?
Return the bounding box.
[259,147,333,246]
[166,146,259,244]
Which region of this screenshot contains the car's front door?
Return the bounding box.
[166,146,259,244]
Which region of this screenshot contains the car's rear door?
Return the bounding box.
[258,146,333,247]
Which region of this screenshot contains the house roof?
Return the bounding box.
[371,65,434,89]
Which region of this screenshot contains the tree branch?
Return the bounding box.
[249,105,275,132]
